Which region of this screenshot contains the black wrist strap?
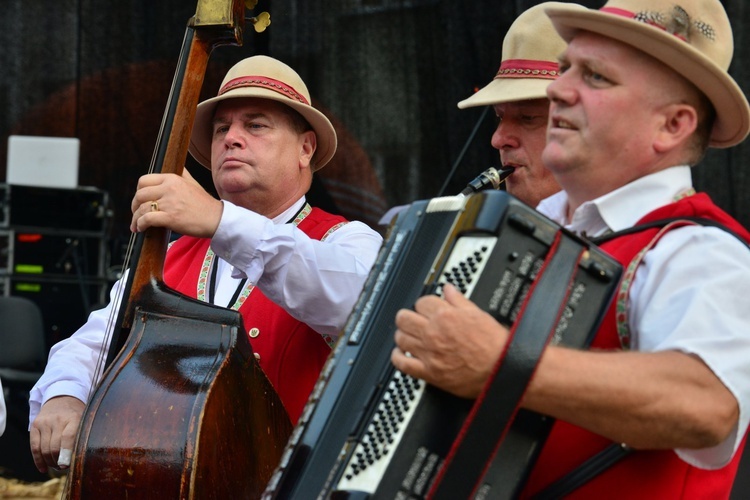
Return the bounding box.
[532,443,632,500]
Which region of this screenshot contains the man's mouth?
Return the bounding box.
[220,157,246,169]
[498,166,516,182]
[553,118,576,130]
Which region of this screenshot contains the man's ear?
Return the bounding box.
[300,130,317,170]
[653,103,698,154]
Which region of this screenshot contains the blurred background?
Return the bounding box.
[0,0,748,495]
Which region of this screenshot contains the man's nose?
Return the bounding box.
[547,71,575,105]
[224,123,245,147]
[491,121,520,150]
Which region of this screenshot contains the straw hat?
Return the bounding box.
[545,0,750,148]
[189,55,337,171]
[458,2,587,109]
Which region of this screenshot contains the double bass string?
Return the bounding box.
[89,92,170,400]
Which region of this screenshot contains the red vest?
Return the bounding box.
[163,206,348,424]
[521,193,750,499]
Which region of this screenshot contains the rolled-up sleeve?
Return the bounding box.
[631,226,750,468]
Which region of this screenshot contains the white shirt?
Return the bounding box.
[537,166,750,469]
[29,196,382,426]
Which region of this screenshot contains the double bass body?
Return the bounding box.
[68,287,291,498]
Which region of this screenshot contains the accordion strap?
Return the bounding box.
[591,217,750,250]
[533,443,632,500]
[428,231,585,499]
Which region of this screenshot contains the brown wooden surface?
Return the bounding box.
[66,286,292,498]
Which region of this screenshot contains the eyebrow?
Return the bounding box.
[212,111,268,128]
[558,52,609,77]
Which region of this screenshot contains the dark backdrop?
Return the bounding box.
[2,0,749,247]
[1,0,749,493]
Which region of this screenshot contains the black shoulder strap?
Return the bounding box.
[532,443,632,500]
[591,216,750,250]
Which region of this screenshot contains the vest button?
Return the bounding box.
[249,327,260,338]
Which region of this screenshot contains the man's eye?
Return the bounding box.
[586,70,610,85]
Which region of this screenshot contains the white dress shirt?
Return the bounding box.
[29,196,382,426]
[537,166,750,469]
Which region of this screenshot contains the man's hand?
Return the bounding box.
[29,396,85,473]
[130,171,223,237]
[391,284,508,398]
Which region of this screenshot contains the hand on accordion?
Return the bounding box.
[392,283,509,399]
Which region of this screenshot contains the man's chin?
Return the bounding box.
[216,183,253,202]
[541,145,572,172]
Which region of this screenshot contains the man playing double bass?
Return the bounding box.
[29,55,383,473]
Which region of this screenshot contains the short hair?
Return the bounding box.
[647,54,715,166]
[687,89,716,165]
[274,100,313,136]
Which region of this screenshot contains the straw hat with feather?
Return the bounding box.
[545,0,750,148]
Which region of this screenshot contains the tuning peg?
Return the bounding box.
[245,0,258,9]
[249,11,271,33]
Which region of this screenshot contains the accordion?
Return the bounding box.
[263,190,622,499]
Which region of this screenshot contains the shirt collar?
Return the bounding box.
[536,166,694,237]
[272,196,307,224]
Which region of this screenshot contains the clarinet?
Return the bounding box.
[460,166,515,195]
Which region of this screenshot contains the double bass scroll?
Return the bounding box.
[65,1,291,498]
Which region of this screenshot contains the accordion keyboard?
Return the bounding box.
[336,235,497,493]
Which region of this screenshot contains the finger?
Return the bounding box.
[57,448,72,469]
[394,327,419,354]
[32,418,59,470]
[130,194,164,214]
[391,347,427,381]
[29,428,48,474]
[394,308,428,337]
[44,429,62,470]
[131,185,162,214]
[442,283,472,307]
[60,419,79,458]
[412,293,448,317]
[54,422,79,470]
[135,173,165,190]
[130,203,147,232]
[131,201,164,233]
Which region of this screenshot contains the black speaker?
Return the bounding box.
[7,231,105,279]
[0,184,110,233]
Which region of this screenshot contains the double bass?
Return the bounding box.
[64,1,291,497]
